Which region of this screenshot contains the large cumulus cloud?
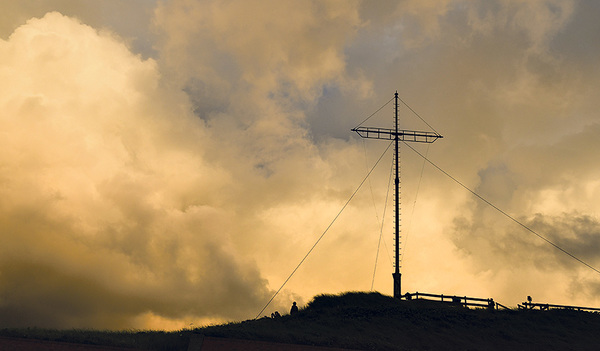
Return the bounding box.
[0,12,273,329]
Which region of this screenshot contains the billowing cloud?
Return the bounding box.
[0,1,158,57]
[0,12,274,329]
[1,0,600,329]
[452,122,600,304]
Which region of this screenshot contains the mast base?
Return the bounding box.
[393,272,401,299]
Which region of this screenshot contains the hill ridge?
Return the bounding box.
[3,291,600,350]
[200,291,600,351]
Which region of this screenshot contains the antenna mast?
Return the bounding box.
[352,91,442,298]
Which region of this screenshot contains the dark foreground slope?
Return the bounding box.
[201,292,600,351]
[2,291,600,350]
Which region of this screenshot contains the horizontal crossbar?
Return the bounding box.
[403,292,498,309]
[352,127,442,143]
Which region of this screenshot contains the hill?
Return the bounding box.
[200,291,600,350]
[3,291,600,350]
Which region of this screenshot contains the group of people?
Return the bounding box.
[270,301,299,318]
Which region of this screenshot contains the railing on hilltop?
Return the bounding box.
[403,292,510,310]
[519,301,600,312]
[401,292,600,312]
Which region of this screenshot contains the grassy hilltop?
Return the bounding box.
[3,291,600,350]
[201,291,600,350]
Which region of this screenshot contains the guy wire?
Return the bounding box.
[255,141,394,319]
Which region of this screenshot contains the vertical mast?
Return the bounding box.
[393,91,401,298]
[351,91,442,299]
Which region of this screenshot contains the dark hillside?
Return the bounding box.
[201,291,600,351]
[2,291,600,350]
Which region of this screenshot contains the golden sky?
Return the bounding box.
[1,0,600,330]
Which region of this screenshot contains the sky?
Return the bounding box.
[0,0,599,330]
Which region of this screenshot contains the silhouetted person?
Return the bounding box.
[274,311,281,318]
[488,298,495,310]
[290,302,298,315]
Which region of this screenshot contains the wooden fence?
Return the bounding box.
[403,292,510,310]
[519,301,600,312]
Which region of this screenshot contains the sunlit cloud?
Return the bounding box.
[0,11,272,329]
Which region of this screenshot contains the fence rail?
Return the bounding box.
[401,292,600,312]
[519,302,600,312]
[495,302,511,310]
[403,292,507,310]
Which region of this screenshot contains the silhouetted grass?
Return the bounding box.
[2,291,600,350]
[0,327,190,350]
[200,291,600,350]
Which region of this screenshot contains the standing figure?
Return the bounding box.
[290,301,299,315]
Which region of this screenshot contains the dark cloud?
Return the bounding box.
[527,213,600,270]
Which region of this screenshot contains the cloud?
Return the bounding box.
[451,122,600,304]
[0,12,273,329]
[154,0,366,101]
[151,0,387,305]
[0,0,158,57]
